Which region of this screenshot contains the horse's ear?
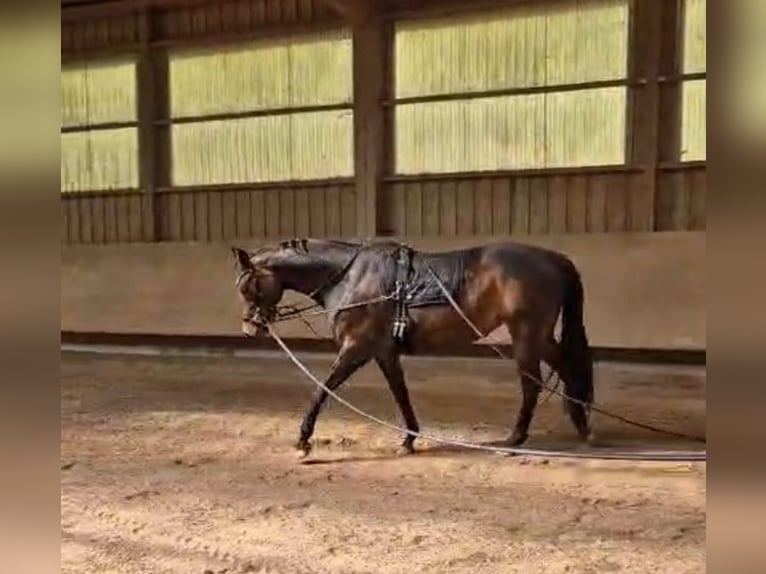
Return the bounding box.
[231,247,253,270]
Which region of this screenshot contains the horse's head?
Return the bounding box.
[231,247,284,338]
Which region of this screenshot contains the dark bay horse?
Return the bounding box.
[231,238,593,457]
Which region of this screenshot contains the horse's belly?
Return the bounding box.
[407,306,491,347]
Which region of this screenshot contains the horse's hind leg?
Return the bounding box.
[507,328,542,446]
[295,339,371,457]
[375,349,420,454]
[542,339,591,443]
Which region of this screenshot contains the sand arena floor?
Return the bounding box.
[61,351,706,574]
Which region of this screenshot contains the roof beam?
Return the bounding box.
[320,0,378,24]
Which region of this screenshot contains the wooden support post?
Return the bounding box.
[629,0,682,231]
[137,6,170,241]
[353,15,389,238]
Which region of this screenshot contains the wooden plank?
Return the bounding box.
[340,186,356,237]
[104,195,118,243]
[180,192,195,241]
[475,178,493,236]
[456,180,475,236]
[689,169,706,230]
[221,190,237,240]
[250,190,266,238]
[295,188,311,237]
[297,0,313,22]
[220,1,239,34]
[529,177,548,235]
[252,0,267,24]
[142,196,154,241]
[205,3,222,35]
[235,190,251,238]
[235,1,253,30]
[128,195,143,242]
[391,183,407,236]
[280,189,296,238]
[61,201,70,244]
[191,5,207,36]
[90,196,105,244]
[587,175,608,233]
[654,174,674,231]
[567,175,588,233]
[266,0,282,24]
[282,0,299,23]
[208,190,224,240]
[194,192,209,241]
[308,188,325,237]
[512,178,530,235]
[490,177,512,235]
[79,197,94,244]
[671,172,691,231]
[68,197,81,244]
[405,182,423,236]
[325,186,342,237]
[439,181,457,236]
[422,181,440,236]
[627,172,652,231]
[606,174,629,232]
[116,195,132,242]
[265,189,281,238]
[548,175,568,234]
[165,193,181,241]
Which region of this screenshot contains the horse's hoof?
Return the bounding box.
[396,443,416,456]
[294,441,312,459]
[506,432,528,447]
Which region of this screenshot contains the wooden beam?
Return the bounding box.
[321,0,376,23]
[353,15,389,237]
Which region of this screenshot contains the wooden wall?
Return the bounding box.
[61,0,706,245]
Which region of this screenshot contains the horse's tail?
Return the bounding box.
[560,263,594,411]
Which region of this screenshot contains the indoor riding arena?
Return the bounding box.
[60,0,706,573]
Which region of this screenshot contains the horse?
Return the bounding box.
[231,238,593,457]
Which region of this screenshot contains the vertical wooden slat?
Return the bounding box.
[297,0,314,22]
[167,193,182,240]
[252,0,267,24]
[280,189,296,238]
[265,189,281,237]
[220,1,239,33]
[340,186,356,237]
[513,178,530,234]
[567,175,588,233]
[475,178,493,236]
[116,195,132,242]
[104,196,118,243]
[295,188,311,237]
[236,0,253,30]
[606,175,629,232]
[309,188,325,237]
[439,181,457,236]
[325,186,342,237]
[456,180,475,236]
[128,195,143,242]
[628,173,652,231]
[689,169,706,230]
[90,196,105,244]
[80,197,94,244]
[406,182,423,236]
[548,175,568,234]
[587,175,608,233]
[654,173,674,231]
[265,0,282,24]
[491,177,512,235]
[195,192,209,241]
[282,0,299,23]
[205,2,222,34]
[391,183,407,236]
[141,196,154,241]
[191,5,207,36]
[236,190,251,238]
[68,198,81,244]
[61,201,70,244]
[208,190,224,240]
[422,181,440,236]
[222,190,238,240]
[529,177,548,235]
[181,192,196,240]
[250,190,266,238]
[671,172,691,230]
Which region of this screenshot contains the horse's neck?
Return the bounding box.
[273,248,350,298]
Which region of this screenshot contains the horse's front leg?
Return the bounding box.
[295,339,372,457]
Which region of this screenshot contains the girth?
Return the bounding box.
[391,243,414,342]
